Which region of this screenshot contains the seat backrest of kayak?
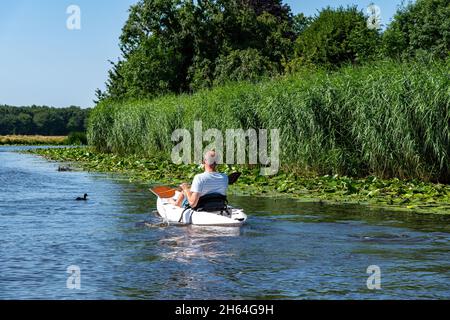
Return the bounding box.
[193,193,228,212]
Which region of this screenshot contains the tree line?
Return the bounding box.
[0,105,90,136]
[96,0,450,102]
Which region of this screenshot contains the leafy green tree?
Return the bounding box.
[244,0,291,19]
[187,57,214,91]
[66,108,88,133]
[382,0,450,59]
[16,113,33,134]
[33,110,65,135]
[119,37,183,98]
[119,0,183,58]
[293,6,381,69]
[292,13,311,36]
[98,0,296,100]
[0,113,16,135]
[111,0,192,98]
[100,60,127,101]
[213,48,276,85]
[0,105,90,136]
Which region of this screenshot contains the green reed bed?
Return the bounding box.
[27,147,450,214]
[88,60,450,183]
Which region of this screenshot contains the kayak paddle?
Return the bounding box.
[149,185,180,198]
[227,172,241,185]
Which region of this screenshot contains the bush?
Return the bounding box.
[382,0,450,59]
[293,6,381,68]
[67,132,88,145]
[213,49,277,85]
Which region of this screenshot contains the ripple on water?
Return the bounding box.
[1,147,450,299]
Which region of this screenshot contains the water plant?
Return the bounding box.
[27,147,450,214]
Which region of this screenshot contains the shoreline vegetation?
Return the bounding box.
[0,132,88,146]
[26,147,450,215]
[0,135,68,146]
[90,60,450,183]
[0,105,89,136]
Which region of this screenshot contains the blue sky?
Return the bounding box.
[0,0,406,108]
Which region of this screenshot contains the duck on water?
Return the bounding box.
[76,194,88,201]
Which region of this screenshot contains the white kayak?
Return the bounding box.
[156,197,247,227]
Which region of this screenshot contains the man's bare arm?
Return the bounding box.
[181,183,200,208]
[168,193,185,207]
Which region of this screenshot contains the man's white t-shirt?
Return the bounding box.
[190,172,228,196]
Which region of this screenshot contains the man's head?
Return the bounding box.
[203,150,218,172]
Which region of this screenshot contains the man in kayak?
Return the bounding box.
[170,150,228,208]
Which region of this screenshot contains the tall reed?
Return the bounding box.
[88,60,450,182]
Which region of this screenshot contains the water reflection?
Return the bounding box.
[158,226,241,263]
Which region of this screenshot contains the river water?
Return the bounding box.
[0,146,449,299]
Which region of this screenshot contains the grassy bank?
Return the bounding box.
[89,60,450,182]
[0,135,68,145]
[27,147,450,214]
